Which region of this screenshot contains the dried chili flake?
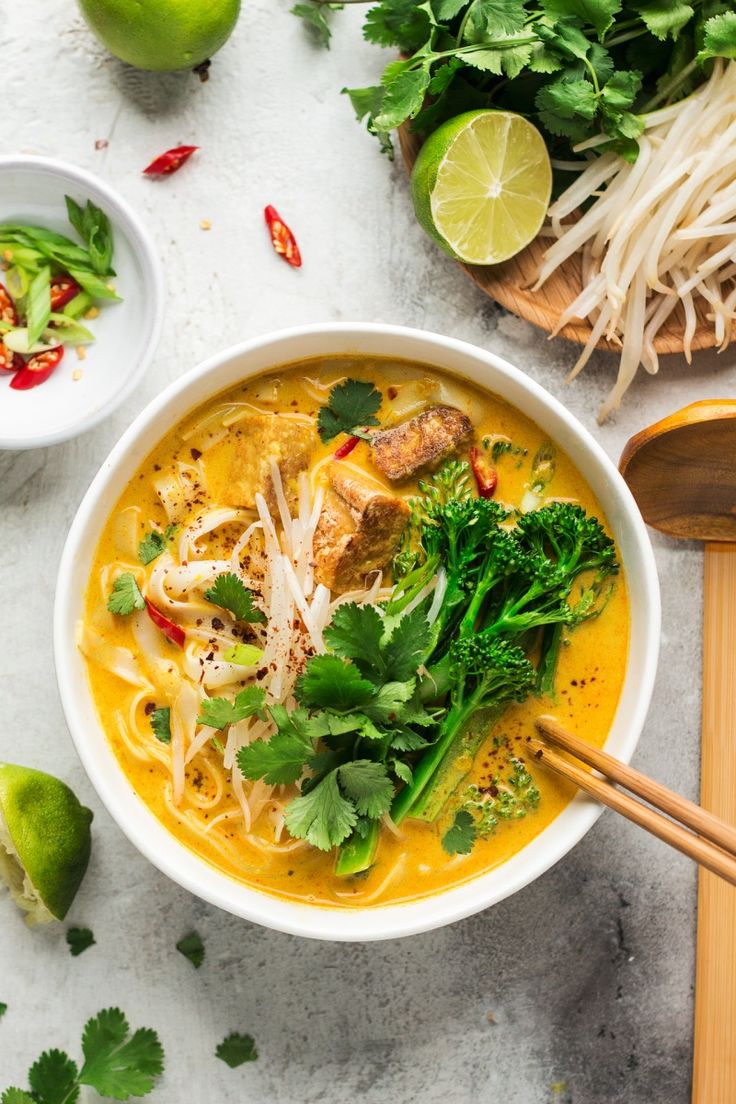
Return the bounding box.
[264,205,302,268]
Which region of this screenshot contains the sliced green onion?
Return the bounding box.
[62,291,92,319]
[48,313,95,344]
[5,265,29,300]
[67,267,121,302]
[4,327,60,354]
[223,643,264,667]
[25,266,51,346]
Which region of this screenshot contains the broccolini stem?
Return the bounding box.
[334,820,380,876]
[536,622,564,699]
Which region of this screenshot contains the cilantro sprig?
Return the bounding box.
[197,686,266,730]
[2,1008,164,1103]
[204,573,267,624]
[150,707,171,744]
[66,927,95,957]
[107,573,144,616]
[294,1,736,159]
[138,524,177,566]
[215,1033,258,1068]
[317,378,382,443]
[176,931,205,969]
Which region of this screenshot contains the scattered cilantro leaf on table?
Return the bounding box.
[150,707,171,744]
[197,686,266,730]
[107,573,144,616]
[0,1002,6,1019]
[317,378,382,442]
[442,809,477,855]
[2,1009,164,1103]
[204,573,266,623]
[215,1033,258,1068]
[66,928,95,957]
[176,931,205,969]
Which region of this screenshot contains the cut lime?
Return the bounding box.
[411,110,552,266]
[0,763,93,925]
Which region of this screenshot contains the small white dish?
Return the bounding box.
[0,155,164,450]
[55,323,660,941]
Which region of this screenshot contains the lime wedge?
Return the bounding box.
[411,110,552,265]
[0,763,93,925]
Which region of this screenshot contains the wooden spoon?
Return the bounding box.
[620,400,736,1103]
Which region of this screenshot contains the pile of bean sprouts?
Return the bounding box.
[536,60,736,422]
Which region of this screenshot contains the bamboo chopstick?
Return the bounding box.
[529,716,736,888]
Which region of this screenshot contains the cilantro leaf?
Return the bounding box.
[2,1092,35,1104]
[382,606,432,682]
[238,729,312,785]
[284,771,358,850]
[0,1002,6,1018]
[540,0,621,38]
[536,76,598,123]
[435,0,469,17]
[176,931,205,969]
[291,2,333,47]
[442,809,477,855]
[317,378,382,442]
[390,728,430,751]
[79,1008,164,1100]
[463,0,527,38]
[150,707,171,744]
[363,0,431,51]
[296,655,376,711]
[107,573,145,616]
[338,761,394,818]
[197,686,266,730]
[136,529,168,565]
[362,679,416,723]
[28,1050,79,1104]
[204,573,266,623]
[324,602,384,675]
[392,759,413,785]
[215,1033,258,1068]
[374,65,431,130]
[634,0,694,41]
[66,928,95,957]
[698,12,736,61]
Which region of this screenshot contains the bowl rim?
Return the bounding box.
[0,153,165,450]
[54,322,661,941]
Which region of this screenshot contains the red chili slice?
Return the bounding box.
[10,346,63,390]
[469,446,498,499]
[0,343,22,372]
[264,205,302,268]
[333,435,360,460]
[145,597,186,648]
[0,282,18,326]
[143,146,199,176]
[50,274,81,311]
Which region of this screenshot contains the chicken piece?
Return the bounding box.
[370,405,473,482]
[223,413,316,511]
[313,464,410,593]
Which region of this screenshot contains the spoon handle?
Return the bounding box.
[692,543,736,1102]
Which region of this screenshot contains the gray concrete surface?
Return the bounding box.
[1,2,732,1100]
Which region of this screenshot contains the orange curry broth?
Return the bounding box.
[83,356,629,908]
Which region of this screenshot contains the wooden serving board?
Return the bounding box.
[398,124,716,356]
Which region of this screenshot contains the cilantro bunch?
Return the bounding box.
[293,0,736,159]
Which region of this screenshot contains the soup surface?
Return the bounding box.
[81,356,629,908]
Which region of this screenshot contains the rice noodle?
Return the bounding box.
[537,60,736,420]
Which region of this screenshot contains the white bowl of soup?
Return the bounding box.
[54,324,660,941]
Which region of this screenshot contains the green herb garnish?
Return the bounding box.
[66,927,95,957]
[138,525,177,565]
[107,573,145,616]
[150,708,171,744]
[442,809,476,856]
[204,573,266,624]
[317,378,382,442]
[215,1032,258,1068]
[197,686,266,730]
[0,1003,6,1019]
[176,931,205,969]
[1,1008,164,1103]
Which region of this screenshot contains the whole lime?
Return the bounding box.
[78,0,241,72]
[0,762,93,925]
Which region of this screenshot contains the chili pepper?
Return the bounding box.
[264,205,302,268]
[143,145,199,176]
[0,282,18,326]
[333,435,360,460]
[10,346,63,390]
[469,446,498,499]
[0,343,22,372]
[50,274,81,311]
[145,597,186,648]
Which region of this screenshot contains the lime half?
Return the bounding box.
[0,763,93,925]
[411,110,552,265]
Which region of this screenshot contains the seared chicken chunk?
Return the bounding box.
[370,405,472,481]
[223,413,316,511]
[313,464,410,592]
